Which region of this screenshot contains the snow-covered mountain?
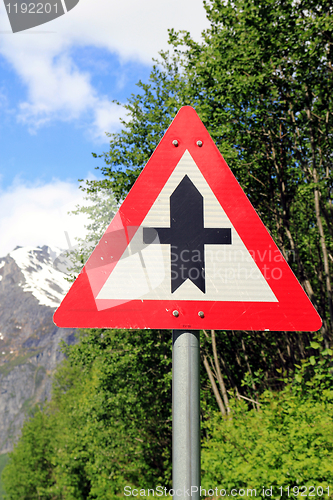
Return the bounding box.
[0,246,76,454]
[7,245,71,307]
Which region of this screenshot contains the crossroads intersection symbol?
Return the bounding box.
[143,175,231,293]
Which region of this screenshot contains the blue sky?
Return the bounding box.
[0,49,151,187]
[0,0,209,256]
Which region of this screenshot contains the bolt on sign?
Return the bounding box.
[54,106,322,332]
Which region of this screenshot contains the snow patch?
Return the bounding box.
[0,261,4,281]
[9,246,71,308]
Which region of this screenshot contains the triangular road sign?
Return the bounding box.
[54,107,322,331]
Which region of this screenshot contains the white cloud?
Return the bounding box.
[91,99,126,141]
[58,0,209,63]
[18,53,93,123]
[0,0,209,137]
[0,178,90,257]
[0,33,126,138]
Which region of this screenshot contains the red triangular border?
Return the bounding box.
[54,107,322,332]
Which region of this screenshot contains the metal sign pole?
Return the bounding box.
[172,330,200,500]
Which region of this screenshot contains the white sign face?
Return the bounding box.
[97,150,277,303]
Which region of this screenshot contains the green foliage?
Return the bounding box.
[0,454,9,500]
[67,184,118,277]
[2,330,172,499]
[288,340,333,397]
[60,328,172,494]
[4,341,333,499]
[83,0,333,394]
[202,358,333,498]
[86,0,333,335]
[2,408,57,499]
[74,0,332,390]
[202,395,333,498]
[170,0,333,335]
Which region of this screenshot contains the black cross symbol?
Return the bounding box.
[143,175,232,293]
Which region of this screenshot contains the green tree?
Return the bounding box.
[170,0,333,339]
[67,185,118,277]
[81,0,333,403]
[58,328,173,496]
[2,330,173,499]
[80,1,333,401]
[0,454,9,499]
[2,408,57,500]
[201,349,333,499]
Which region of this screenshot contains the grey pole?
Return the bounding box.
[172,330,200,500]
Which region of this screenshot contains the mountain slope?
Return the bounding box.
[0,245,76,454]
